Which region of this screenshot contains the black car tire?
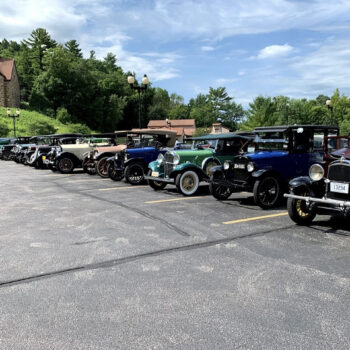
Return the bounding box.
[287,196,316,225]
[57,157,75,174]
[176,170,200,196]
[147,170,167,190]
[108,163,124,181]
[209,173,231,200]
[253,175,282,209]
[125,161,145,185]
[96,157,109,178]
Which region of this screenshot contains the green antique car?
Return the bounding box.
[145,133,252,196]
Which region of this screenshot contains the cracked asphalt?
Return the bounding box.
[0,161,349,350]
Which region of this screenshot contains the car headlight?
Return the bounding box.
[157,153,164,165]
[172,152,180,165]
[309,164,324,181]
[223,161,231,170]
[247,162,255,172]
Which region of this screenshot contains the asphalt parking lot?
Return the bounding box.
[0,161,349,350]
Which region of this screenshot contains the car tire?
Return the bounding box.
[147,170,167,190]
[176,170,200,196]
[125,161,145,185]
[209,173,231,200]
[96,157,109,178]
[108,163,124,181]
[253,175,282,209]
[287,196,316,225]
[57,157,75,174]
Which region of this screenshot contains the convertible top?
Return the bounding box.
[191,133,253,141]
[253,125,339,133]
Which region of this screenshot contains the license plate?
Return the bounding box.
[330,182,349,194]
[151,171,159,177]
[234,164,245,169]
[42,156,46,160]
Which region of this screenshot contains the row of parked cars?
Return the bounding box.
[1,124,349,226]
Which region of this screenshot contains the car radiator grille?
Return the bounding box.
[327,163,350,200]
[164,153,174,177]
[233,158,250,182]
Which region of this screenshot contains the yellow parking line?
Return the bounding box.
[99,185,149,191]
[145,196,203,204]
[223,212,288,225]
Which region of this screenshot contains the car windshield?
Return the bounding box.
[193,139,218,149]
[254,131,288,151]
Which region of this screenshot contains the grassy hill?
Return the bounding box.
[0,107,92,137]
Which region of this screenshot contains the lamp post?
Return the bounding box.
[7,108,20,137]
[127,74,150,129]
[326,99,334,125]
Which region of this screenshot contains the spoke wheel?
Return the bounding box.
[287,193,316,225]
[147,170,167,190]
[125,162,145,185]
[108,163,124,181]
[176,170,200,196]
[58,157,74,174]
[253,176,282,209]
[96,157,109,178]
[209,174,231,200]
[204,159,219,177]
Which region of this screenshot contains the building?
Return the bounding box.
[147,119,196,142]
[210,122,230,134]
[0,58,20,108]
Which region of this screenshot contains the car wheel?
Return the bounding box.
[253,175,282,209]
[209,173,231,200]
[287,195,316,225]
[203,159,220,177]
[108,163,124,181]
[96,157,109,178]
[125,162,145,185]
[57,157,74,174]
[147,170,167,190]
[176,170,200,196]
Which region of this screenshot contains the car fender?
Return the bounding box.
[56,152,81,166]
[148,160,159,171]
[124,157,147,169]
[210,165,224,174]
[201,157,221,169]
[172,163,205,179]
[97,152,114,160]
[288,176,325,197]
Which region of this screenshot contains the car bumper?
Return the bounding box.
[144,175,175,184]
[284,193,350,210]
[43,159,55,165]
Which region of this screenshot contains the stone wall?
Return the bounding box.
[0,64,20,108]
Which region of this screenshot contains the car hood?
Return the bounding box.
[96,145,126,153]
[126,147,156,155]
[331,147,350,159]
[243,150,289,161]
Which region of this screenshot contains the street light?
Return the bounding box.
[326,99,334,125]
[7,108,20,137]
[127,74,150,128]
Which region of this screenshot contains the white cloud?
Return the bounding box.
[215,78,238,85]
[257,44,294,59]
[201,46,215,51]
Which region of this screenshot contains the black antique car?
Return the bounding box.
[209,125,339,209]
[285,141,350,225]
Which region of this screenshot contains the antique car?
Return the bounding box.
[0,138,12,159]
[145,133,253,196]
[208,125,339,208]
[107,129,177,184]
[0,138,31,160]
[44,134,114,173]
[82,131,131,177]
[26,134,82,168]
[285,141,350,225]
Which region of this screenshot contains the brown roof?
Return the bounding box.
[148,119,195,127]
[0,58,14,81]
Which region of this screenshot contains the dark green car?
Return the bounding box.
[145,133,252,196]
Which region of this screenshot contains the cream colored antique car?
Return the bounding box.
[48,134,115,174]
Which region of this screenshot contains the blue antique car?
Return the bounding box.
[107,129,177,184]
[209,125,339,209]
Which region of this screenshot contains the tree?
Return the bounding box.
[64,40,82,58]
[104,53,117,72]
[56,107,73,124]
[148,88,170,120]
[27,120,56,135]
[22,28,57,71]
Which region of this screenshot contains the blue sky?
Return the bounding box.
[1,0,350,107]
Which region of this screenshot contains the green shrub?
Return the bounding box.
[56,107,72,124]
[67,123,92,134]
[27,120,56,136]
[0,121,10,137]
